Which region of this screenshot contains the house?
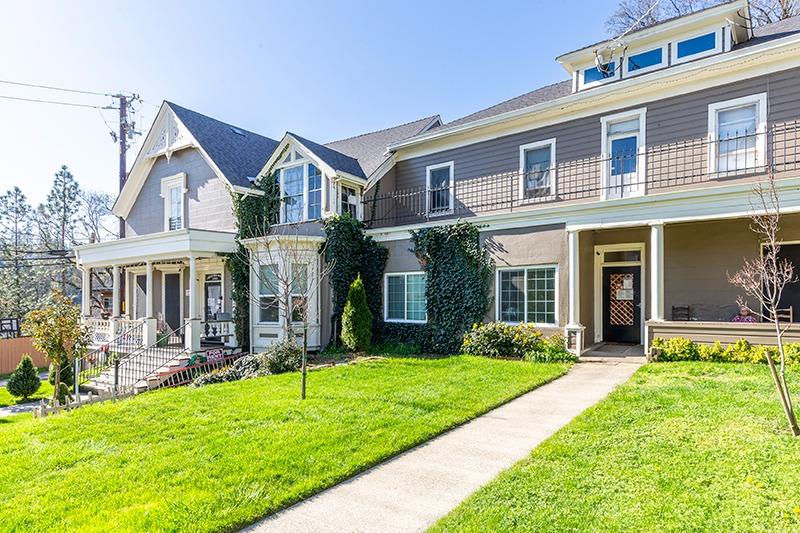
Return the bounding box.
[76,0,800,368]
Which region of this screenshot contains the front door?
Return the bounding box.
[164,273,181,332]
[204,274,222,321]
[602,265,641,343]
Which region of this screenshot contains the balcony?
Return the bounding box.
[363,122,800,228]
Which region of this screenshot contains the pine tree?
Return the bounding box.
[37,165,82,295]
[341,274,372,353]
[6,354,41,401]
[0,187,36,318]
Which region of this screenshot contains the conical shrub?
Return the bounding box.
[341,274,372,352]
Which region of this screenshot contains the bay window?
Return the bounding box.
[497,265,557,326]
[385,272,427,323]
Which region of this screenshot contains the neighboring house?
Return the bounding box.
[76,0,800,359]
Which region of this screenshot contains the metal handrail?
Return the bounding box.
[77,320,145,385]
[110,321,189,390]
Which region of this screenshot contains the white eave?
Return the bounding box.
[386,30,800,154]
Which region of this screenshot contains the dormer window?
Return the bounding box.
[672,30,721,64]
[160,173,186,231]
[340,185,359,218]
[277,148,325,223]
[624,47,664,76]
[582,62,617,87]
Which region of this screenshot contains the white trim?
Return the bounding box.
[600,107,647,200]
[159,267,185,325]
[383,271,428,324]
[671,27,724,66]
[387,32,800,158]
[518,138,557,200]
[159,173,187,231]
[495,264,559,328]
[707,92,768,175]
[425,161,454,216]
[593,242,646,344]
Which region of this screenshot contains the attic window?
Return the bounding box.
[626,48,663,75]
[672,30,720,64]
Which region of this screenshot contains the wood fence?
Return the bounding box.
[0,337,48,374]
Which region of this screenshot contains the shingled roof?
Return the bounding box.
[166,101,279,187]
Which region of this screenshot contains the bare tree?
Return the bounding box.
[728,174,800,436]
[240,224,334,399]
[606,0,799,35]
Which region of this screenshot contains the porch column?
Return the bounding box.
[81,267,91,316]
[144,261,157,346]
[650,222,665,321]
[565,230,585,354]
[185,255,200,352]
[112,265,121,318]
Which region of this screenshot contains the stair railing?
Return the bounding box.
[76,319,146,386]
[111,321,190,390]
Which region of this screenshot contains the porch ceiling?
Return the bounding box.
[75,229,236,267]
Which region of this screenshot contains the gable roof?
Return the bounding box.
[288,132,367,179]
[166,101,279,187]
[324,115,441,177]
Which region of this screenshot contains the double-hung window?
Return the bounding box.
[601,108,646,200]
[426,162,454,215]
[160,173,186,231]
[308,164,322,220]
[290,262,308,323]
[708,93,767,174]
[385,272,427,323]
[497,265,557,326]
[519,139,556,200]
[258,264,279,323]
[341,185,358,218]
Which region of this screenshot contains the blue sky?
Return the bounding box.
[0,0,618,205]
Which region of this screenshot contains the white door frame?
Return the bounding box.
[593,242,646,344]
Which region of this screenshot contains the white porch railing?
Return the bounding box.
[84,318,145,347]
[200,320,236,346]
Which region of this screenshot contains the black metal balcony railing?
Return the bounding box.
[363,121,800,227]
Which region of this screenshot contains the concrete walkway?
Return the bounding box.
[246,361,641,533]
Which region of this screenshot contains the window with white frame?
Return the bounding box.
[258,264,279,323]
[426,162,453,215]
[672,31,719,64]
[278,148,325,223]
[519,139,556,200]
[340,185,359,218]
[160,173,186,231]
[497,266,557,326]
[385,272,427,322]
[601,109,646,200]
[708,93,767,174]
[624,47,665,76]
[290,262,308,323]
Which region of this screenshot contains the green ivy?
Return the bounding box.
[411,220,493,353]
[227,171,281,349]
[323,214,388,345]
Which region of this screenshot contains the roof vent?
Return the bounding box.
[230,127,245,136]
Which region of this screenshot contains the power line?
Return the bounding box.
[0,79,113,97]
[0,94,105,109]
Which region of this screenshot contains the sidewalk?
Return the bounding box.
[245,361,641,533]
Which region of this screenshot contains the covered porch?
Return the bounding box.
[564,212,800,356]
[75,229,239,352]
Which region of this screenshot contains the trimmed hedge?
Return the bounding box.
[651,337,800,364]
[461,322,576,362]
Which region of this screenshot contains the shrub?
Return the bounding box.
[261,338,302,374]
[651,336,800,364]
[461,322,545,359]
[524,334,578,363]
[232,353,263,379]
[6,354,41,400]
[374,321,429,351]
[48,361,73,388]
[341,274,372,352]
[192,366,240,387]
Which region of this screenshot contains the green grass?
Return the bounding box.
[0,355,569,532]
[0,380,54,408]
[432,363,800,532]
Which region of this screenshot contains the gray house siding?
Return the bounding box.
[125,147,236,237]
[389,66,800,196]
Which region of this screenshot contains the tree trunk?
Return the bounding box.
[772,322,800,435]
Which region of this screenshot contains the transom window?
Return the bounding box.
[519,139,556,200]
[426,162,454,215]
[385,272,427,323]
[708,93,767,174]
[583,62,616,85]
[676,32,716,59]
[498,266,557,326]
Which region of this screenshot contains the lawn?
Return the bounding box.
[432,363,800,532]
[0,380,54,408]
[0,355,569,532]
